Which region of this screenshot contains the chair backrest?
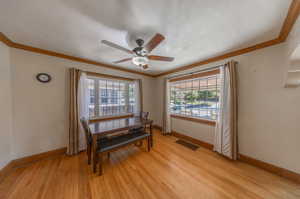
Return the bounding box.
[80,117,92,145]
[140,112,149,120]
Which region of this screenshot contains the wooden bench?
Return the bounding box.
[80,118,151,175]
[96,128,150,175]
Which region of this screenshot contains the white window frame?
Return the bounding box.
[88,76,135,119]
[169,73,221,122]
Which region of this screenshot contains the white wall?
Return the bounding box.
[287,18,300,58]
[284,18,300,86]
[10,48,156,159]
[172,118,214,144]
[154,21,300,174]
[236,43,300,174]
[0,43,13,169]
[2,18,300,175]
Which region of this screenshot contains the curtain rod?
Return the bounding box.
[167,63,225,80]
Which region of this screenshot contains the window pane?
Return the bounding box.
[88,79,95,118]
[129,83,135,113]
[169,74,221,121]
[88,78,136,118]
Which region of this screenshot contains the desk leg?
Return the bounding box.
[150,124,153,147]
[92,135,97,173]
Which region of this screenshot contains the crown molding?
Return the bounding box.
[1,0,299,78]
[279,0,300,41]
[155,38,282,77]
[154,0,300,77]
[0,32,14,46]
[0,33,155,78]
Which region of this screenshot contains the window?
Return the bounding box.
[170,72,221,121]
[88,77,135,118]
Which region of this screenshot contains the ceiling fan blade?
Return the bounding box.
[101,40,133,54]
[145,33,165,52]
[113,58,132,64]
[148,55,174,62]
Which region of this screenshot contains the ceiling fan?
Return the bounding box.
[101,33,174,69]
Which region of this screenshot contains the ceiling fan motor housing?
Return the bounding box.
[133,39,147,56]
[136,39,144,47]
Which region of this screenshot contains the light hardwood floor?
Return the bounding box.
[0,130,299,199]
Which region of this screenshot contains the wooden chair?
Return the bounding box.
[80,117,93,164]
[80,117,110,165]
[139,112,154,147]
[130,112,149,132]
[129,111,150,146]
[141,111,150,130]
[140,111,149,120]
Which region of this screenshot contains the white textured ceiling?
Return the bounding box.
[0,0,292,75]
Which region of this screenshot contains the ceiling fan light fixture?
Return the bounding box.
[102,33,174,70]
[132,56,149,66]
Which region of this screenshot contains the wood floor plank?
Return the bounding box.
[159,134,300,198]
[0,130,299,199]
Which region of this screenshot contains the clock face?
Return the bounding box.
[36,73,51,83]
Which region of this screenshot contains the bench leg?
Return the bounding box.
[87,145,91,165]
[150,124,153,148]
[147,137,151,152]
[99,154,103,176]
[93,153,98,173]
[107,152,110,159]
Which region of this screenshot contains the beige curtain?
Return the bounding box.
[133,79,143,116]
[162,78,171,135]
[139,79,143,112]
[78,72,90,151]
[214,60,238,160]
[67,68,81,155]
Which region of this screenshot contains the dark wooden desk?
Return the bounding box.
[89,117,153,172]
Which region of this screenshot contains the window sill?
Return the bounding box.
[170,114,216,126]
[89,113,134,123]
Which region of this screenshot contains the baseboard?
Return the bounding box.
[11,147,67,168]
[171,130,214,150]
[171,130,300,184]
[0,147,66,182]
[239,154,300,184]
[0,162,14,182]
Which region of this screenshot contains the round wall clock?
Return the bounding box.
[36,73,51,83]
